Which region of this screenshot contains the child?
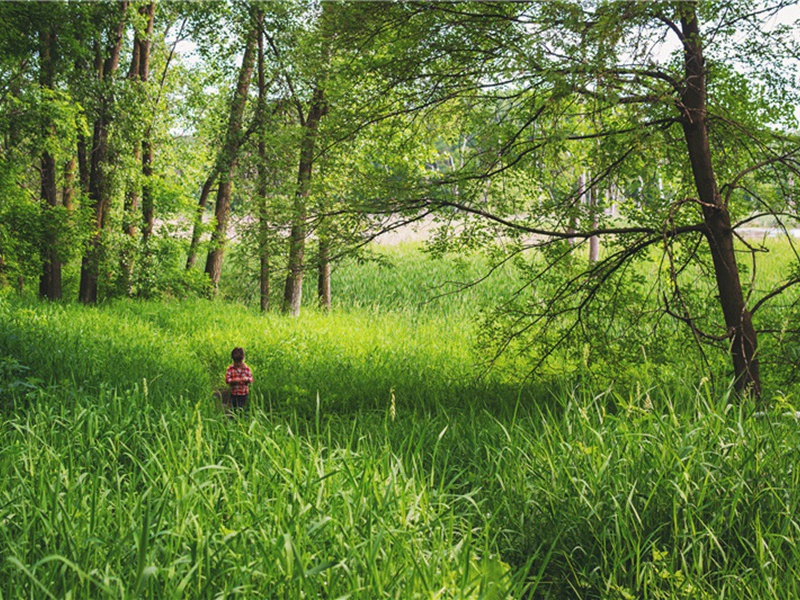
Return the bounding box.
[225,347,253,412]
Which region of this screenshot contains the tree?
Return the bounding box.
[78,1,129,304]
[202,7,259,289]
[119,1,156,295]
[347,1,799,398]
[0,2,86,297]
[37,16,61,300]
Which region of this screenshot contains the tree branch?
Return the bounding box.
[751,276,800,315]
[436,199,704,240]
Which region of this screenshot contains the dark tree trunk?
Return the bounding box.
[38,26,62,300]
[138,3,156,245]
[78,117,112,304]
[282,87,326,316]
[204,20,259,289]
[39,148,62,300]
[79,2,127,304]
[679,7,760,397]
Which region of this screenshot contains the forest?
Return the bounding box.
[1,1,800,597]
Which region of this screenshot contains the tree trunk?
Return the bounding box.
[39,148,62,300]
[79,2,127,304]
[120,2,155,296]
[567,173,583,245]
[317,233,331,311]
[138,3,156,245]
[77,134,90,194]
[256,15,270,313]
[141,137,154,243]
[119,143,140,295]
[282,87,327,316]
[62,158,76,211]
[260,251,270,313]
[679,6,760,397]
[203,19,259,289]
[38,26,62,300]
[588,184,599,263]
[204,177,233,285]
[186,171,217,269]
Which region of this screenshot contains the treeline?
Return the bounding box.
[1,1,799,397]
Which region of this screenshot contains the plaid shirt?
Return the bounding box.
[226,363,253,396]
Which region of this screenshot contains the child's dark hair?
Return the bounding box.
[231,347,245,363]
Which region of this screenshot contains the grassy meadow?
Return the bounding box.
[1,242,800,598]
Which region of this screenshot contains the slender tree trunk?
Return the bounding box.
[38,26,62,300]
[282,87,326,316]
[62,158,76,212]
[317,233,331,311]
[567,173,583,245]
[138,3,156,245]
[186,171,217,269]
[119,143,140,294]
[203,20,258,289]
[256,16,270,313]
[77,134,90,194]
[679,6,760,397]
[260,248,270,312]
[79,3,127,304]
[204,176,233,285]
[120,2,155,296]
[141,137,154,243]
[588,184,599,263]
[39,148,62,300]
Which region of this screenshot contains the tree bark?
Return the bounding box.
[203,18,259,289]
[79,2,127,304]
[678,6,760,397]
[38,26,62,300]
[282,87,326,316]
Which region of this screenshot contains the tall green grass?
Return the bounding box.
[3,361,800,597]
[1,241,799,598]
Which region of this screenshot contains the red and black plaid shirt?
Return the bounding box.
[225,363,253,396]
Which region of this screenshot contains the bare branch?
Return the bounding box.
[436,199,704,240]
[263,32,305,125]
[751,276,800,315]
[721,147,800,206]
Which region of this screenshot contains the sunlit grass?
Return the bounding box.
[1,240,799,598]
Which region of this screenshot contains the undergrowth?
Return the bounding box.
[1,242,799,598]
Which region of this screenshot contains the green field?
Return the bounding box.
[2,243,800,598]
